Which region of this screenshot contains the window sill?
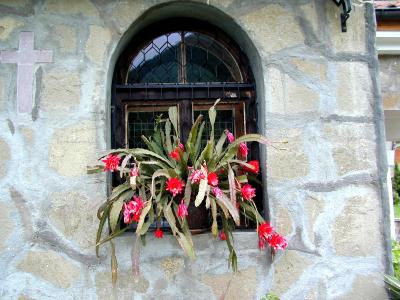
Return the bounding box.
[111,230,260,254]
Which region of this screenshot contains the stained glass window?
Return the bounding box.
[127,111,163,148]
[127,31,242,84]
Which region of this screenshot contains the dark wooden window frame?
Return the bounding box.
[111,18,263,219]
[112,18,257,148]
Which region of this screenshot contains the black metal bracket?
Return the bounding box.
[332,0,352,32]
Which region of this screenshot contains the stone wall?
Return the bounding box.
[379,55,400,110]
[0,1,390,299]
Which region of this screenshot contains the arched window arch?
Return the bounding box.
[111,18,263,222]
[126,31,243,84]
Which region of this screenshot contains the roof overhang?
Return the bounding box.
[376,31,400,54]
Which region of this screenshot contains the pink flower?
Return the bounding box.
[226,130,235,143]
[102,155,121,172]
[188,169,206,184]
[130,165,138,177]
[219,231,227,241]
[169,148,181,161]
[243,160,260,174]
[178,143,185,151]
[207,172,219,186]
[154,228,164,239]
[238,143,248,158]
[212,187,223,199]
[177,200,188,219]
[241,184,256,201]
[123,196,145,224]
[257,222,274,242]
[268,233,288,250]
[166,177,185,197]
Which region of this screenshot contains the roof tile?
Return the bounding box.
[374,1,400,9]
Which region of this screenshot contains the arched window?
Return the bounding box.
[112,18,262,224]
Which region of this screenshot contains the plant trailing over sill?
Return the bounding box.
[88,100,288,283]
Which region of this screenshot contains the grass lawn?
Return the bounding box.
[395,202,400,219]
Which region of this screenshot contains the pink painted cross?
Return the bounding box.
[0,32,53,113]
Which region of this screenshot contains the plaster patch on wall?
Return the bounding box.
[17,250,80,289]
[266,128,310,180]
[270,250,312,296]
[19,126,34,145]
[40,70,81,112]
[0,137,10,179]
[274,206,294,237]
[334,62,373,117]
[305,196,324,245]
[327,3,367,53]
[0,16,23,40]
[239,4,304,53]
[324,122,377,176]
[85,25,112,65]
[201,267,257,300]
[338,274,387,300]
[332,194,383,257]
[48,120,97,176]
[95,269,149,298]
[290,58,327,81]
[43,0,99,17]
[54,25,77,54]
[48,191,98,250]
[160,257,184,280]
[0,201,15,251]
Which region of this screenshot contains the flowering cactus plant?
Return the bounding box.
[89,100,287,282]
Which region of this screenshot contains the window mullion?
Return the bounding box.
[179,31,187,83]
[179,99,192,144]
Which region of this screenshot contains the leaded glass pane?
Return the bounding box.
[126,31,242,83]
[127,33,181,83]
[185,32,239,82]
[127,111,164,148]
[193,109,234,147]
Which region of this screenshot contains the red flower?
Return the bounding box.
[238,143,248,158]
[102,155,121,172]
[258,222,274,242]
[177,200,188,219]
[236,201,241,210]
[169,148,181,161]
[123,196,145,224]
[258,239,266,250]
[154,228,164,239]
[212,187,223,199]
[226,130,235,143]
[241,184,256,201]
[166,177,185,197]
[207,172,219,186]
[268,233,288,250]
[189,169,206,184]
[217,168,225,175]
[219,231,227,241]
[244,160,260,174]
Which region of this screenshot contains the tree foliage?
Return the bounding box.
[394,164,400,206]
